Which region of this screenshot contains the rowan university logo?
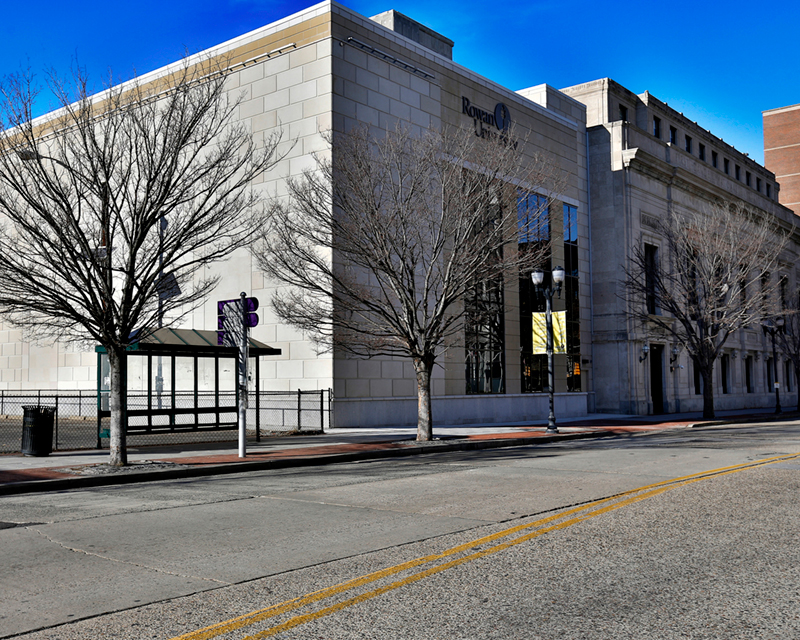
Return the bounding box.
[462,97,511,138]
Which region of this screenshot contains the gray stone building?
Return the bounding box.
[562,78,799,415]
[2,1,594,428]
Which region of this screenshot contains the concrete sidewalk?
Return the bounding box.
[0,409,790,495]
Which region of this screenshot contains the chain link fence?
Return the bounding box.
[0,389,331,454]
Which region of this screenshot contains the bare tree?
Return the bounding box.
[623,202,789,419]
[255,124,558,441]
[0,58,286,465]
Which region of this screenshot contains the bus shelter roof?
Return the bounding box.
[95,328,282,358]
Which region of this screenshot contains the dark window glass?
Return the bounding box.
[670,126,678,144]
[685,135,693,153]
[653,116,661,138]
[518,193,549,244]
[724,158,730,174]
[735,165,741,181]
[465,278,505,395]
[721,355,730,394]
[563,204,581,392]
[699,143,706,161]
[746,171,751,186]
[767,183,772,198]
[786,360,793,393]
[712,150,718,167]
[745,356,753,393]
[693,359,702,395]
[619,105,628,122]
[644,243,658,315]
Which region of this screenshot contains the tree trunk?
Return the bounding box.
[700,361,715,420]
[107,347,127,466]
[414,355,434,441]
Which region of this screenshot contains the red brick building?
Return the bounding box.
[764,103,800,216]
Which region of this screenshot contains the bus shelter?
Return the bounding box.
[96,328,281,447]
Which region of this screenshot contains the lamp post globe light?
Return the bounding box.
[762,316,785,415]
[531,266,566,433]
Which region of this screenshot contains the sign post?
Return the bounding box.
[217,293,259,457]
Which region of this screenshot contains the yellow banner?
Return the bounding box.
[532,311,567,355]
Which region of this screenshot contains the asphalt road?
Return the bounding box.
[3,421,800,639]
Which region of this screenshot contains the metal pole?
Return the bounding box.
[545,291,558,433]
[238,292,248,458]
[772,333,782,415]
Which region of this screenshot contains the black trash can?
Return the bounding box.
[21,406,56,457]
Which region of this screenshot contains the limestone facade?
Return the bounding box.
[563,78,799,414]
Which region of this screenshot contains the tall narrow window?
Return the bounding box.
[564,204,581,392]
[746,171,752,187]
[465,279,505,394]
[644,243,659,315]
[780,276,788,310]
[693,359,702,395]
[721,354,730,394]
[745,356,753,393]
[712,150,718,167]
[619,104,628,122]
[653,116,662,138]
[519,193,551,393]
[466,187,509,395]
[685,135,693,154]
[724,158,730,175]
[756,177,762,192]
[670,126,678,144]
[699,143,706,161]
[767,183,772,198]
[735,165,741,181]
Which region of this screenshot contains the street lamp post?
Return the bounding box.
[532,266,566,433]
[762,317,785,415]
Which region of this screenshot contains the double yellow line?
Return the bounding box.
[173,452,800,640]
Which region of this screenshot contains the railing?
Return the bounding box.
[0,389,332,454]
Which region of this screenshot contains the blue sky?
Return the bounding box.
[3,0,798,165]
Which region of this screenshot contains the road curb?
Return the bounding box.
[0,429,624,496]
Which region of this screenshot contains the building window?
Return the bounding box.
[644,243,659,315]
[780,275,788,310]
[735,165,741,181]
[693,359,702,395]
[721,354,730,394]
[767,183,772,198]
[563,204,581,392]
[724,158,730,175]
[518,192,550,244]
[745,356,753,393]
[465,278,505,394]
[712,150,718,168]
[699,143,706,161]
[756,177,762,192]
[653,116,661,138]
[670,126,678,144]
[619,105,628,122]
[746,171,751,187]
[685,135,693,154]
[519,193,551,394]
